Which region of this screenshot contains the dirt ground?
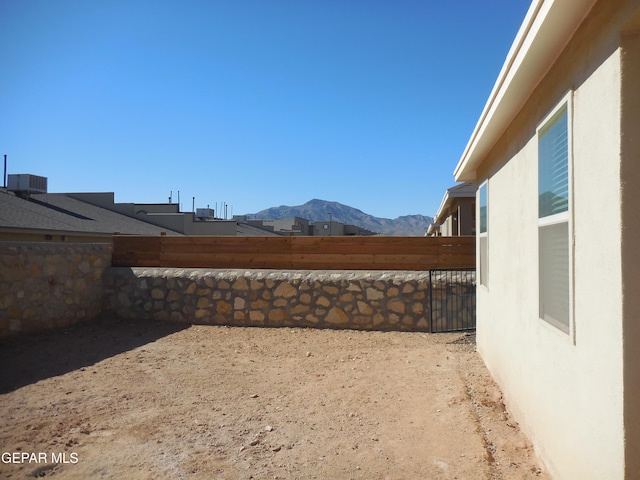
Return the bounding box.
[0,319,549,480]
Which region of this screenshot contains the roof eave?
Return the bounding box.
[0,226,113,238]
[434,190,451,224]
[454,0,597,181]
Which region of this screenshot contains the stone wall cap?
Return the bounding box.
[124,267,432,281]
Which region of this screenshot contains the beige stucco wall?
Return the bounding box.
[457,198,475,236]
[620,15,640,479]
[441,215,453,236]
[473,1,638,478]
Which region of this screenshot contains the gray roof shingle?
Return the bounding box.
[0,190,181,236]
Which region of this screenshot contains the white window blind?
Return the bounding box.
[479,184,488,234]
[539,222,570,333]
[539,107,568,218]
[538,102,570,333]
[478,182,488,287]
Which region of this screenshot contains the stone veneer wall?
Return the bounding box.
[104,268,436,332]
[0,242,112,336]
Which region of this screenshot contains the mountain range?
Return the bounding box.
[249,199,434,236]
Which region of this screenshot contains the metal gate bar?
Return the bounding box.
[429,268,476,333]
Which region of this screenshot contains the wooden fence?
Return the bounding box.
[112,235,475,271]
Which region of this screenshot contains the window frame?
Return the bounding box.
[478,180,489,288]
[537,92,574,340]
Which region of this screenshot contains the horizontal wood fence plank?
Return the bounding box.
[290,237,442,246]
[289,244,443,256]
[161,253,294,269]
[289,253,441,266]
[112,258,162,268]
[111,235,475,270]
[113,238,162,251]
[161,245,290,255]
[161,236,291,246]
[112,251,162,260]
[161,237,291,255]
[438,245,476,253]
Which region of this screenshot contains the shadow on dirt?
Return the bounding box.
[0,318,188,394]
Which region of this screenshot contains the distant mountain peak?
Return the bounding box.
[249,199,433,236]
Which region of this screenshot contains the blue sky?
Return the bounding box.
[1,0,530,219]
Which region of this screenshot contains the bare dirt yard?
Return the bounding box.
[0,319,549,480]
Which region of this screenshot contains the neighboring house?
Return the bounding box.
[454,1,640,479]
[240,217,312,235]
[430,182,477,236]
[342,223,377,236]
[0,182,181,241]
[68,192,276,236]
[0,175,277,238]
[312,220,377,236]
[237,216,378,236]
[425,223,440,236]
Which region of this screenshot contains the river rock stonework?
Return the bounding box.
[0,242,112,336]
[104,268,433,332]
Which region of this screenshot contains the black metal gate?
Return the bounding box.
[429,269,476,333]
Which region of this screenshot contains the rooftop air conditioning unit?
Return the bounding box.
[196,208,215,220]
[7,174,48,194]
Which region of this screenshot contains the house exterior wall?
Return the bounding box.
[133,213,237,235]
[313,221,344,236]
[261,218,310,234]
[134,203,181,214]
[441,216,454,236]
[473,2,637,478]
[182,219,237,235]
[66,192,137,217]
[436,198,475,237]
[620,16,640,478]
[457,198,475,236]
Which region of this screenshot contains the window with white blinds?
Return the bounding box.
[478,182,488,287]
[539,106,569,218]
[538,100,571,334]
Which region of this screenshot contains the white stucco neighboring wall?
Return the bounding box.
[461,1,638,478]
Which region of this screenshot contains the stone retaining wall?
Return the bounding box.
[2,245,475,337]
[0,242,112,336]
[104,268,435,332]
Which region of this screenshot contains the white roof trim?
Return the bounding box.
[454,0,597,181]
[434,191,452,224]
